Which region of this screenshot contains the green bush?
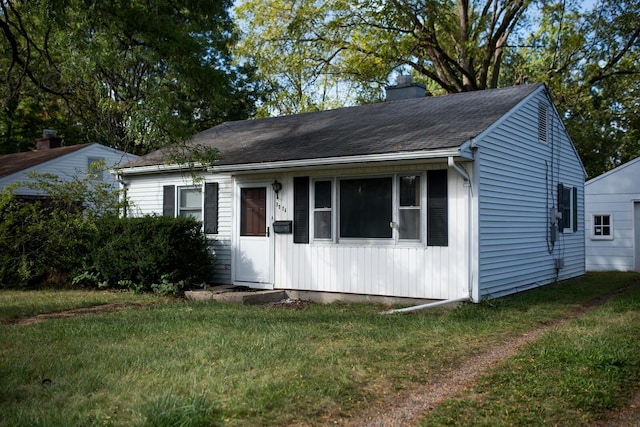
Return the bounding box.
[75,215,215,294]
[0,191,88,288]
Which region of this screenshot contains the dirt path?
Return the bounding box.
[320,282,640,427]
[6,302,151,326]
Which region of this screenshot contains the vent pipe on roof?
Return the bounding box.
[36,129,62,150]
[385,75,426,101]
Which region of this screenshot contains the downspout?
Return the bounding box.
[384,156,475,315]
[448,156,475,303]
[114,170,129,218]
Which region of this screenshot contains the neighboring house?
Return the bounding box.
[585,156,640,272]
[118,81,586,303]
[0,131,138,199]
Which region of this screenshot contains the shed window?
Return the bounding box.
[592,214,613,240]
[179,187,202,220]
[87,157,105,181]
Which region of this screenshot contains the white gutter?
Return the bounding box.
[384,296,470,314]
[117,148,463,176]
[117,162,206,176]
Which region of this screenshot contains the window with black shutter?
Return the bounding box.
[427,170,448,246]
[163,185,175,217]
[293,176,309,243]
[204,182,219,234]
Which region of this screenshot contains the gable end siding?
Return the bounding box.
[475,90,585,298]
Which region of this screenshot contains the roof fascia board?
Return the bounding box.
[117,149,464,176]
[208,148,463,173]
[585,155,640,186]
[115,162,206,176]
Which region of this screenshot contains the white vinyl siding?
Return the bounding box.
[268,163,469,300]
[475,90,585,298]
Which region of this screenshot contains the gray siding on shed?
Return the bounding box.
[475,89,585,298]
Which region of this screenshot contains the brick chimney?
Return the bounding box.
[36,129,62,150]
[385,75,426,101]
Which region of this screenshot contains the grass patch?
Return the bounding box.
[0,289,168,323]
[0,272,638,426]
[422,273,640,426]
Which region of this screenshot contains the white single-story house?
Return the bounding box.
[118,82,586,303]
[0,130,138,198]
[585,156,640,272]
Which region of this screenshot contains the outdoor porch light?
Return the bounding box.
[271,180,282,197]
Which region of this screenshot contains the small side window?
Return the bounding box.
[313,180,333,240]
[398,175,421,240]
[178,187,202,221]
[592,214,613,240]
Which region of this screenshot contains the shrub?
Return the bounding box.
[76,215,214,294]
[0,191,89,288]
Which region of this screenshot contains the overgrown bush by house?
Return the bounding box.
[0,191,89,288]
[0,174,215,294]
[76,215,214,294]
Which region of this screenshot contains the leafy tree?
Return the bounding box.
[235,0,640,176]
[234,0,535,115]
[504,0,640,176]
[1,0,259,155]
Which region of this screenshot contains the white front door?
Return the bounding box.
[234,184,274,288]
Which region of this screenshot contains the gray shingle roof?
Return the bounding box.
[122,83,543,169]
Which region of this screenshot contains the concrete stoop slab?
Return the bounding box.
[185,289,287,305]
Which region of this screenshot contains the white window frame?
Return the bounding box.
[310,174,426,246]
[311,179,335,242]
[177,186,202,220]
[591,213,613,240]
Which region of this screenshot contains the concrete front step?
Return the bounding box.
[185,289,287,305]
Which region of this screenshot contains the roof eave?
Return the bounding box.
[209,148,466,173]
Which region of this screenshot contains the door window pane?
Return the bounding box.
[241,187,266,236]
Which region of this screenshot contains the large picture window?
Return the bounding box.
[339,177,393,239]
[295,172,448,246]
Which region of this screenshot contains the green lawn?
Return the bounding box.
[1,272,639,426]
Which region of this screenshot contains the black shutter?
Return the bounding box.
[427,170,448,246]
[163,185,175,217]
[557,183,565,233]
[293,176,309,244]
[204,182,218,234]
[573,186,578,232]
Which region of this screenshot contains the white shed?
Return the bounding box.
[585,157,640,272]
[119,83,586,303]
